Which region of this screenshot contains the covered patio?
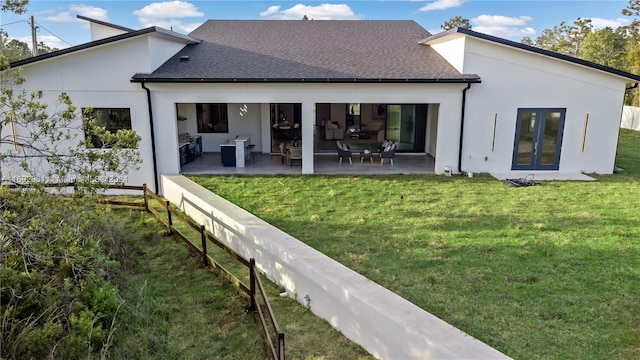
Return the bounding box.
[180,152,435,175]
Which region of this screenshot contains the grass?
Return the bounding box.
[188,129,640,359]
[106,202,373,359]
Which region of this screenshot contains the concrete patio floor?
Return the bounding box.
[491,171,596,181]
[181,152,436,175]
[181,153,597,181]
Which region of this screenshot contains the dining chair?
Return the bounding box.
[288,147,302,166]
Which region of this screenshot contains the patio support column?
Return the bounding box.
[301,101,314,174]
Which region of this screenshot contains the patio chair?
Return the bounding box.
[336,140,352,165]
[380,142,396,166]
[278,124,292,140]
[288,147,302,167]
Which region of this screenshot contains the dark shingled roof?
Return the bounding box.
[132,20,480,83]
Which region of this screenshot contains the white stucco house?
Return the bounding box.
[4,16,639,192]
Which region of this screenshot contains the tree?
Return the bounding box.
[1,2,143,354]
[441,16,472,30]
[1,68,141,192]
[520,36,534,46]
[621,0,640,47]
[528,18,592,56]
[622,0,640,16]
[622,0,640,105]
[1,0,28,14]
[1,30,31,62]
[1,2,140,190]
[0,69,141,358]
[1,29,59,63]
[581,27,628,70]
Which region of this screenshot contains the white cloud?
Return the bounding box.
[42,5,109,23]
[474,25,536,39]
[473,15,532,27]
[259,3,360,20]
[471,15,536,39]
[134,1,203,20]
[133,1,204,32]
[71,5,110,21]
[260,5,281,17]
[419,0,466,12]
[42,11,76,22]
[590,17,629,29]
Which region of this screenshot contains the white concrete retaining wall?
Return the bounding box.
[621,106,640,131]
[161,175,510,360]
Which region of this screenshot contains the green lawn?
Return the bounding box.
[189,129,640,359]
[108,206,372,359]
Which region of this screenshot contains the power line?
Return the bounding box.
[0,19,30,27]
[34,19,73,47]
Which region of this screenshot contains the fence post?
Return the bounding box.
[249,258,257,312]
[142,183,149,212]
[166,200,173,232]
[278,332,285,360]
[200,225,208,267]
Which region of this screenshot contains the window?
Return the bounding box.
[197,103,228,133]
[346,103,361,126]
[83,108,132,148]
[348,103,360,116]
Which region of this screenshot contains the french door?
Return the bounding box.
[512,108,566,170]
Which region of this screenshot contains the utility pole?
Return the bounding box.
[30,16,38,57]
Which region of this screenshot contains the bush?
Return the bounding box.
[0,188,125,358]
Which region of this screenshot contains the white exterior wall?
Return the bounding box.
[147,36,190,71]
[5,36,189,192]
[429,36,466,74]
[88,22,129,41]
[426,104,440,157]
[146,82,465,176]
[431,35,629,174]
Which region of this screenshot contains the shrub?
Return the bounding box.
[0,188,125,358]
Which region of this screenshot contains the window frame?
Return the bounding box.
[83,107,132,149]
[196,103,229,133]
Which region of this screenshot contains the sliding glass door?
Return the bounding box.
[386,105,427,152]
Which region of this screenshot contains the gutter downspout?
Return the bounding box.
[458,82,472,174]
[141,81,160,193]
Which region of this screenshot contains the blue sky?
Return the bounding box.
[1,0,634,50]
